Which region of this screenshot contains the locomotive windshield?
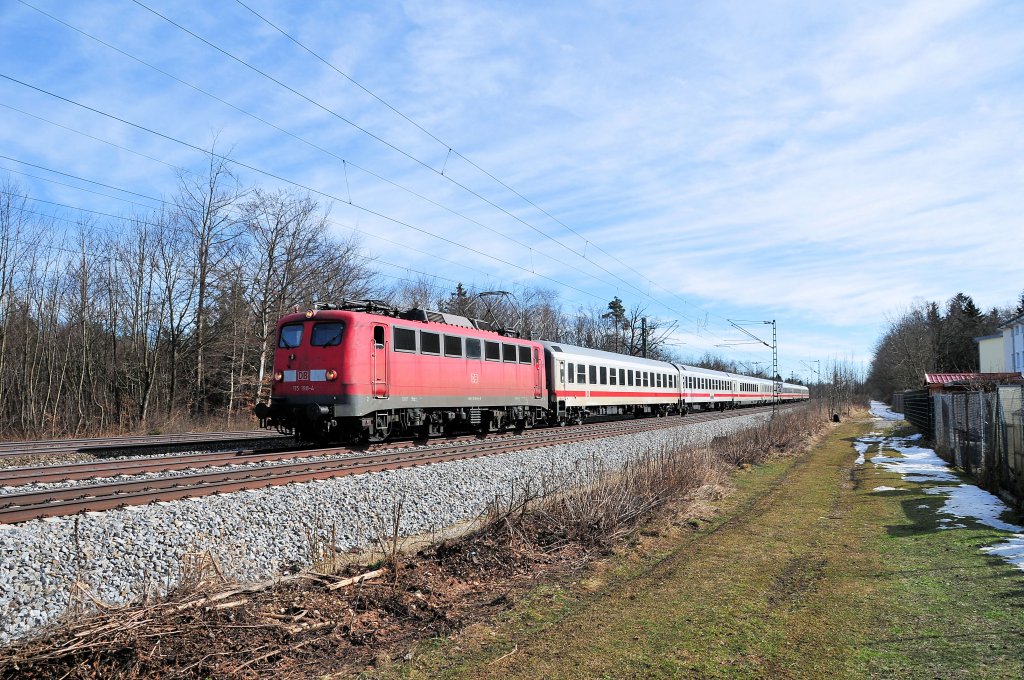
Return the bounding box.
[278,323,303,348]
[311,322,345,347]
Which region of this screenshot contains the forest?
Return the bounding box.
[1,159,716,439]
[866,291,1024,399]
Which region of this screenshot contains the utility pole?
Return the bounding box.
[770,319,779,416]
[727,318,779,417]
[641,317,648,358]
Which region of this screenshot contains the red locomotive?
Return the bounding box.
[254,301,547,441]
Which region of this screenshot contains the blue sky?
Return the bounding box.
[2,0,1022,382]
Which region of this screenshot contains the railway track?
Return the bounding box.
[0,430,286,460]
[0,405,786,524]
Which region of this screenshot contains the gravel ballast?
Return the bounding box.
[0,412,769,644]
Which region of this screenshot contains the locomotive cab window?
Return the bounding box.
[394,327,417,352]
[518,346,532,364]
[444,335,463,357]
[420,331,441,355]
[485,341,500,361]
[278,323,303,349]
[311,322,345,347]
[466,338,482,359]
[502,343,517,363]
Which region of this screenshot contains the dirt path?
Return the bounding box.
[381,418,1024,679]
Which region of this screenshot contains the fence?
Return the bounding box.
[931,386,1024,507]
[892,389,931,434]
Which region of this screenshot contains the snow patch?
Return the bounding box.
[869,401,904,421]
[857,419,1024,572]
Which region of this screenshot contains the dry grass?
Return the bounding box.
[475,404,823,553]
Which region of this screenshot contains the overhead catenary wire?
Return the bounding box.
[6,193,477,291]
[12,1,617,297]
[230,0,725,328]
[0,72,608,302]
[0,152,497,284]
[4,4,776,357]
[120,0,700,325]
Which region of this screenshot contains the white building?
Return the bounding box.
[1005,313,1024,373]
[974,313,1024,373]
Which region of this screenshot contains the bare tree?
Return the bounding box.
[174,151,245,415]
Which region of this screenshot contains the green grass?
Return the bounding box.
[364,419,1024,680]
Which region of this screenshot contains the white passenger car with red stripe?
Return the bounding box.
[542,342,684,422]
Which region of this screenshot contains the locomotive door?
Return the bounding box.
[371,324,389,398]
[533,348,543,398]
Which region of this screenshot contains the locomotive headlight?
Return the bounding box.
[305,309,315,318]
[273,371,284,382]
[326,369,338,381]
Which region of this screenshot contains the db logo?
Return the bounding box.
[470,373,479,384]
[297,370,309,381]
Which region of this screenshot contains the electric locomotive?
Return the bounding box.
[254,301,547,442]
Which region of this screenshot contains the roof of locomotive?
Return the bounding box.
[276,308,542,344]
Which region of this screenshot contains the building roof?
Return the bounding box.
[998,312,1024,329]
[974,333,1004,342]
[925,372,1024,386]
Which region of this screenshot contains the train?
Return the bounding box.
[253,300,809,442]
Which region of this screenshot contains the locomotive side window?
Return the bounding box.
[394,327,417,352]
[518,346,532,363]
[567,362,575,383]
[589,365,597,384]
[609,368,617,385]
[278,323,303,348]
[485,341,500,361]
[311,322,345,347]
[559,361,565,383]
[466,338,482,359]
[577,364,586,384]
[502,343,517,363]
[619,368,625,385]
[444,335,463,357]
[627,370,633,386]
[373,326,384,348]
[600,367,607,385]
[421,332,441,355]
[644,372,650,387]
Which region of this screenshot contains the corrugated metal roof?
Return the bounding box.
[925,372,1024,385]
[925,373,978,384]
